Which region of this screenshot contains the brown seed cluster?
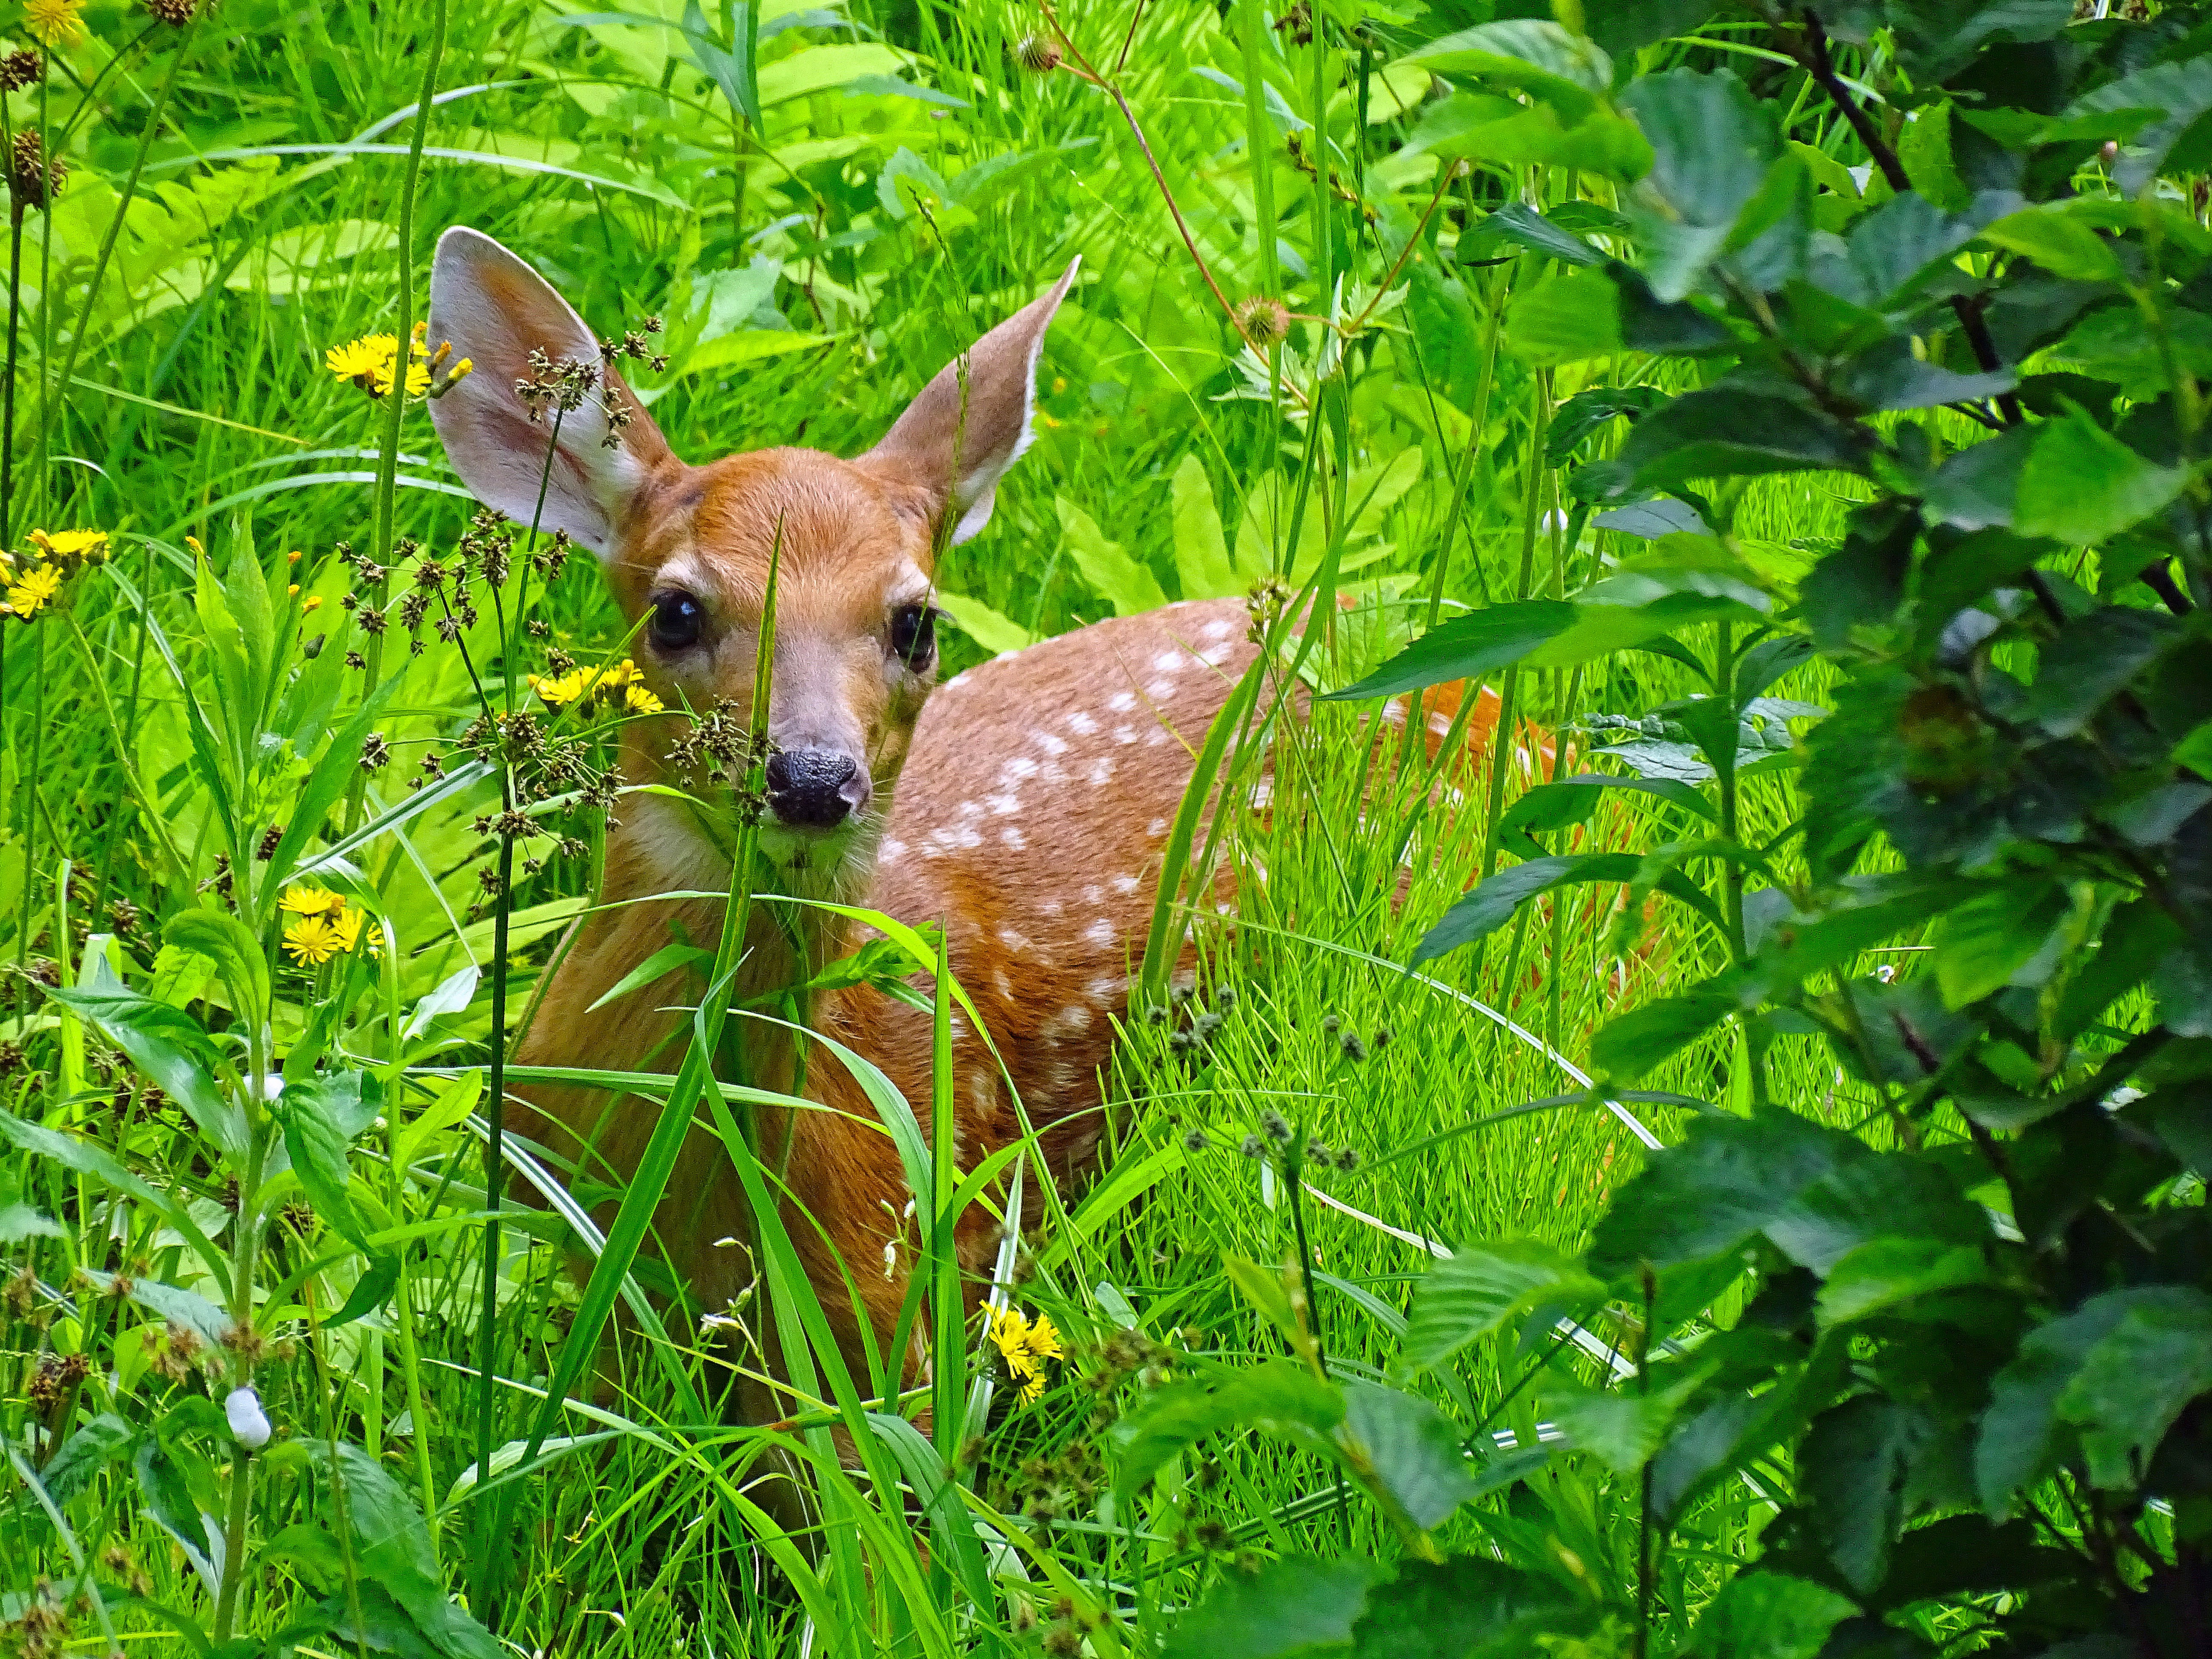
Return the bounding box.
[8,132,66,211]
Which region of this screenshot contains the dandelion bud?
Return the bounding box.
[1234,295,1292,345]
[1013,33,1061,73]
[224,1386,272,1450]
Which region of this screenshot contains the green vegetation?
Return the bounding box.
[3,1,2208,1656]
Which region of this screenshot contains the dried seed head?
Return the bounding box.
[0,49,41,90]
[9,132,67,211]
[144,0,198,23]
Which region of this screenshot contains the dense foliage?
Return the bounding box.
[1,0,2208,1656]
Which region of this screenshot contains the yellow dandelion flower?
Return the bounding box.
[326,333,393,386]
[1018,1371,1044,1405]
[625,684,664,715]
[282,914,343,966]
[29,528,108,566]
[3,563,62,620]
[329,907,366,955]
[987,1306,1039,1383]
[279,885,343,916]
[528,668,588,709]
[1025,1314,1064,1365]
[24,0,86,47]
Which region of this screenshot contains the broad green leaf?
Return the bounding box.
[41,1412,138,1507]
[2015,405,2187,544]
[277,1072,371,1249]
[1931,881,2067,1008]
[1816,1238,1993,1326]
[1111,1358,1342,1500]
[1684,1573,1856,1659]
[1589,1112,1871,1280]
[1616,387,1867,489]
[1504,268,1622,365]
[320,1441,501,1659]
[1403,1239,1603,1370]
[44,983,244,1163]
[1170,454,1240,599]
[2021,605,2180,736]
[1057,496,1166,617]
[1340,1382,1480,1529]
[1350,1556,1582,1659]
[1621,68,1778,301]
[932,590,1034,655]
[1403,21,1612,119]
[1797,1397,1915,1595]
[134,1440,221,1601]
[1416,854,1643,960]
[1589,991,1735,1079]
[2060,1286,2212,1491]
[1764,1153,1987,1276]
[163,906,271,1028]
[1482,201,1602,267]
[327,1254,402,1328]
[1323,601,1575,701]
[2059,57,2212,196]
[1979,204,2123,283]
[1164,1554,1381,1659]
[1548,1370,1702,1473]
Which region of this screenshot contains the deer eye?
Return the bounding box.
[649,590,704,652]
[888,603,939,671]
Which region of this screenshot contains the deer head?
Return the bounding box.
[426,227,1078,880]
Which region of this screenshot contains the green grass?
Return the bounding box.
[0,3,1888,1653]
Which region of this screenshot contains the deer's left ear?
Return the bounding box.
[855,256,1080,546]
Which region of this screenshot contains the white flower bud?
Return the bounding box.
[225,1386,271,1450]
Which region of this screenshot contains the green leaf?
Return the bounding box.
[1404,1238,1605,1370]
[933,590,1035,655]
[1402,21,1612,120]
[1417,854,1637,960]
[2015,403,2187,544]
[1798,1397,1915,1596]
[1620,68,1778,301]
[1351,1557,1581,1659]
[1931,881,2067,1009]
[42,1413,140,1508]
[48,981,244,1162]
[1548,1370,1702,1473]
[1764,1153,1988,1276]
[1111,1359,1343,1501]
[0,1108,217,1276]
[586,938,712,1014]
[1057,496,1166,617]
[265,668,411,891]
[1924,426,2034,531]
[1589,1112,1871,1280]
[1340,1382,1480,1529]
[1616,387,1867,490]
[1170,454,1241,599]
[2059,56,2212,197]
[683,0,759,126]
[2060,1286,2212,1491]
[276,1072,371,1250]
[2021,605,2180,736]
[1548,384,1667,465]
[1482,201,1603,267]
[1589,992,1735,1080]
[326,1254,402,1328]
[1323,601,1576,701]
[320,1441,501,1659]
[1979,203,2123,283]
[1817,1236,1994,1326]
[1504,268,1623,365]
[1165,1555,1381,1659]
[163,907,270,1032]
[1685,1573,1856,1659]
[135,1439,221,1601]
[1979,1286,2212,1517]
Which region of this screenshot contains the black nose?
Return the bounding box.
[764,748,859,829]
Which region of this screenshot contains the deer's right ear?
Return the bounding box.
[427,227,675,559]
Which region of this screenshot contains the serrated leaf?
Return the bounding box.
[1324,600,1576,701]
[1165,1554,1381,1659]
[277,1072,370,1250]
[1404,1238,1603,1370]
[1351,1555,1580,1659]
[1111,1358,1343,1501]
[2016,404,2187,546]
[1504,268,1622,365]
[1931,881,2067,1009]
[1341,1382,1480,1530]
[1548,1370,1702,1473]
[1621,68,1778,301]
[1685,1573,1856,1659]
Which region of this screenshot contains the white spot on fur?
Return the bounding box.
[1111,873,1140,895]
[953,825,982,850]
[1087,757,1115,786]
[997,926,1032,952]
[1082,884,1103,905]
[958,798,983,818]
[1044,1004,1093,1038]
[1041,898,1063,917]
[1147,817,1168,838]
[1248,779,1274,811]
[1084,917,1115,946]
[1087,974,1124,1003]
[1148,678,1176,700]
[1152,649,1185,674]
[987,792,1021,815]
[1068,710,1098,735]
[1146,728,1169,747]
[1202,617,1235,641]
[880,837,908,863]
[944,670,972,690]
[1001,825,1028,850]
[1429,710,1452,736]
[1036,731,1069,756]
[993,969,1014,1000]
[1109,690,1137,713]
[1113,725,1138,745]
[1006,755,1039,780]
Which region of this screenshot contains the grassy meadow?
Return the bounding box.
[0,2,1896,1653]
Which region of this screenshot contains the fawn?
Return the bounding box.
[426,228,1505,1415]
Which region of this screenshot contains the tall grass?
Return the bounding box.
[0,3,1876,1653]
